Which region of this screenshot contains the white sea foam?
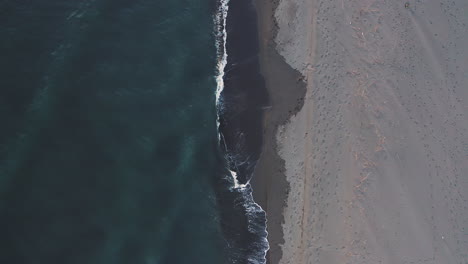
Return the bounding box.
[214,0,270,263]
[229,169,248,189]
[214,0,229,130]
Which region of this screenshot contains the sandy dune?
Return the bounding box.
[272,0,468,263]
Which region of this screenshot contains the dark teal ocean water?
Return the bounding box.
[0,1,230,263]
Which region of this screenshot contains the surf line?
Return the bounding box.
[214,0,247,189]
[214,0,270,263]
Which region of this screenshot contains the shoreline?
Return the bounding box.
[251,0,307,263]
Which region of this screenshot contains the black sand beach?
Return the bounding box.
[250,1,306,263]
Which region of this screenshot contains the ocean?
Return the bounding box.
[0,0,268,263]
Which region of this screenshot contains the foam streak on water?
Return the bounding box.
[214,0,270,263]
[214,0,228,119]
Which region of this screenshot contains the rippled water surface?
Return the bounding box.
[0,1,228,263]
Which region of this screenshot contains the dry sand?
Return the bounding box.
[254,0,468,263]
